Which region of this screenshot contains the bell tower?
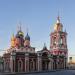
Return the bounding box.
[50,16,68,69]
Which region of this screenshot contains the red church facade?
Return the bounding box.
[2,17,68,72]
[50,16,68,69]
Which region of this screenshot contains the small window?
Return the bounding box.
[60,37,63,44]
[60,38,63,44]
[53,37,56,44]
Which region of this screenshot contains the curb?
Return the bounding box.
[1,70,62,75]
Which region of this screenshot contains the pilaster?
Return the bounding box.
[25,53,29,72]
[37,53,42,71]
[10,51,16,72]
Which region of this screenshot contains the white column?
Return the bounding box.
[25,53,29,72]
[10,57,13,72]
[3,59,5,72]
[57,59,59,69]
[10,54,15,72]
[50,59,53,70]
[48,62,51,70]
[33,59,35,71]
[48,58,52,70]
[37,53,42,71]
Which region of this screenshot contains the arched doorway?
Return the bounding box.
[29,59,33,71]
[18,59,23,72]
[5,62,9,72]
[42,52,49,70]
[53,55,57,70]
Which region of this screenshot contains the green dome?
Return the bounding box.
[16,30,24,38]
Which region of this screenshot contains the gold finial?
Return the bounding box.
[54,13,61,31]
[57,14,60,23]
[19,22,22,31]
[26,26,29,35]
[17,21,22,31]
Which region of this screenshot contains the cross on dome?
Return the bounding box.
[56,16,60,23]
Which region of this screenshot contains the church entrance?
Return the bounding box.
[42,52,49,70]
[18,60,23,72]
[53,59,57,69]
[59,58,64,69]
[42,60,49,70]
[29,59,33,71]
[53,55,57,70]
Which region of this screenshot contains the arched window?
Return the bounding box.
[5,62,9,71]
[18,59,23,72]
[60,38,63,44]
[53,37,56,45]
[18,61,21,72]
[59,37,64,47]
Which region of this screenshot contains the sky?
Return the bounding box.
[0,0,75,56]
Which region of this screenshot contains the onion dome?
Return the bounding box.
[16,25,24,38]
[15,25,24,47]
[11,33,15,41]
[24,33,30,47]
[54,16,63,32]
[25,33,30,41]
[16,30,24,38]
[11,33,16,47]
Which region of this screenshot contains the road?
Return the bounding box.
[25,70,75,75]
[0,70,75,75]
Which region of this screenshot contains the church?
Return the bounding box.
[3,16,68,72]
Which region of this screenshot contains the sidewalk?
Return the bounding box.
[1,69,62,75]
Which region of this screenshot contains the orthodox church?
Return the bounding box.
[3,17,68,72]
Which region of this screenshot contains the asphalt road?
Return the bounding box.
[1,70,75,75]
[24,70,75,75]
